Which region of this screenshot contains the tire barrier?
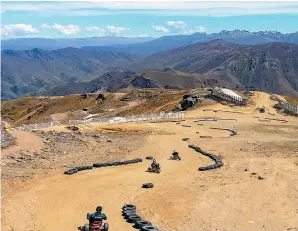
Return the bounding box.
[195,118,238,122]
[149,120,185,124]
[188,145,224,171]
[142,183,154,189]
[210,127,237,136]
[182,138,189,141]
[203,109,244,114]
[135,221,152,229]
[146,156,154,160]
[64,158,143,175]
[122,204,161,231]
[263,117,288,123]
[195,118,218,122]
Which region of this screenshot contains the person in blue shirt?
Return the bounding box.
[87,206,107,225]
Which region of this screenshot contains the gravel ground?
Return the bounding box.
[1,129,146,180]
[0,125,15,149]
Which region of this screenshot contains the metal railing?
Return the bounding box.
[212,88,248,105]
[69,112,185,125]
[10,121,61,132]
[9,112,185,132]
[276,101,298,115]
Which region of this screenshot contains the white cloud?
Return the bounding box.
[1,24,39,37]
[183,25,207,35]
[3,2,298,17]
[167,21,187,29]
[41,23,81,35]
[86,26,105,32]
[123,34,150,38]
[3,2,298,11]
[151,24,169,33]
[2,2,298,16]
[106,25,130,34]
[40,24,51,29]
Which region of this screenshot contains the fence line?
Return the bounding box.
[69,112,185,125]
[9,112,185,132]
[212,88,248,105]
[276,101,298,115]
[10,121,61,132]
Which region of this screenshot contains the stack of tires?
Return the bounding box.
[122,204,160,231]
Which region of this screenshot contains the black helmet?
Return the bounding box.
[96,206,102,213]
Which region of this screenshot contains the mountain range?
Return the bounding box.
[1,37,154,51]
[3,30,298,54]
[2,30,298,100]
[1,47,139,99]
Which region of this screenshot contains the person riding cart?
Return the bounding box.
[87,206,107,225]
[83,206,109,231]
[147,159,161,173]
[151,159,160,168]
[170,150,181,160]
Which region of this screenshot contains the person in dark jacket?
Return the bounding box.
[87,206,107,225]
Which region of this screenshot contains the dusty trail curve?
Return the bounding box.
[2,92,298,231]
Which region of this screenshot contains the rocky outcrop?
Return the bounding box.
[131,75,159,89]
[175,94,202,111]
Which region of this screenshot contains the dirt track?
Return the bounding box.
[2,92,298,231]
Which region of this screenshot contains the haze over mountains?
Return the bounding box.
[3,30,298,54]
[1,37,154,51]
[1,48,139,99]
[2,30,298,100]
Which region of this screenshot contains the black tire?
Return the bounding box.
[213,163,219,169]
[182,138,189,141]
[141,226,159,231]
[103,223,109,231]
[217,162,223,167]
[123,211,138,219]
[198,166,207,171]
[142,183,154,188]
[135,220,152,229]
[64,170,73,175]
[122,210,136,216]
[83,224,90,231]
[93,163,103,167]
[71,168,78,173]
[127,215,141,223]
[86,166,93,170]
[205,165,213,170]
[124,212,137,219]
[122,207,136,213]
[146,156,153,160]
[123,204,136,209]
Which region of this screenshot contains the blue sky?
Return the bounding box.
[1,1,298,39]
